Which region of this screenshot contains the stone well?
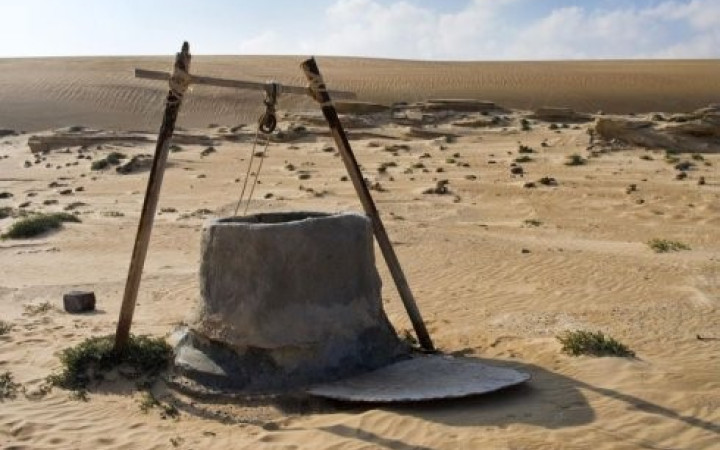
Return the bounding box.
[172,211,405,393]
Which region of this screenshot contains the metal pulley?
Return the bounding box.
[258,82,280,134]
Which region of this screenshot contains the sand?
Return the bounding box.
[0,56,719,449]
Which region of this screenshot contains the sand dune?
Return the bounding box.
[1,57,719,131]
[0,57,719,449]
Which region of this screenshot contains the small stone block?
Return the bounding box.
[63,290,96,313]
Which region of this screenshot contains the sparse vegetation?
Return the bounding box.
[0,206,13,219]
[47,335,172,391]
[518,145,535,154]
[1,212,81,239]
[565,154,587,166]
[90,159,109,171]
[524,219,542,227]
[0,371,21,400]
[24,301,53,315]
[520,118,531,131]
[648,238,690,253]
[106,152,126,165]
[558,330,635,357]
[515,155,534,163]
[0,320,12,335]
[639,154,653,161]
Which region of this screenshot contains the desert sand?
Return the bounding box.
[0,56,719,449]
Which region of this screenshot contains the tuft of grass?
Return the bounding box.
[558,330,635,357]
[518,145,535,154]
[0,371,21,400]
[106,152,126,165]
[90,159,109,171]
[565,154,587,166]
[524,219,542,227]
[0,206,13,219]
[520,118,532,131]
[515,155,534,163]
[1,212,81,239]
[648,238,690,253]
[47,335,172,391]
[0,320,12,335]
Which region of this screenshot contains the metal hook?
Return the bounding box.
[258,82,280,134]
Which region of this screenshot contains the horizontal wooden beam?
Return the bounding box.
[135,68,356,100]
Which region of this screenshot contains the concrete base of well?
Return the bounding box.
[171,212,406,394]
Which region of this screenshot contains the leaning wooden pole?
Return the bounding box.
[300,57,435,351]
[114,42,191,352]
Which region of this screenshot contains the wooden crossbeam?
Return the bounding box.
[135,68,356,100]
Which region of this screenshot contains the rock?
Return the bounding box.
[595,113,720,153]
[63,291,96,313]
[421,99,499,113]
[334,101,390,115]
[116,155,152,174]
[529,107,592,123]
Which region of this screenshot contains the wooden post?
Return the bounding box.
[300,57,435,352]
[114,42,191,353]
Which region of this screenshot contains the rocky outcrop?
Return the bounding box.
[594,106,720,152]
[529,107,592,123]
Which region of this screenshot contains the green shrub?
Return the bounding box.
[518,145,535,154]
[1,212,80,239]
[558,330,635,357]
[0,371,21,400]
[90,159,109,171]
[565,154,587,166]
[47,335,172,391]
[106,152,126,165]
[648,238,690,253]
[0,207,13,219]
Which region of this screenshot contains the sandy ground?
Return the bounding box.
[0,57,719,449]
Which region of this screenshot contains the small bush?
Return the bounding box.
[648,238,690,253]
[1,212,81,239]
[521,118,531,131]
[524,219,542,227]
[0,371,21,400]
[518,145,535,154]
[515,155,533,163]
[106,152,126,165]
[639,154,653,161]
[90,159,109,171]
[0,320,12,335]
[47,335,172,391]
[558,330,635,357]
[0,207,13,219]
[565,154,587,166]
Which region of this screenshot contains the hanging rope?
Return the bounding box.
[233,82,280,216]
